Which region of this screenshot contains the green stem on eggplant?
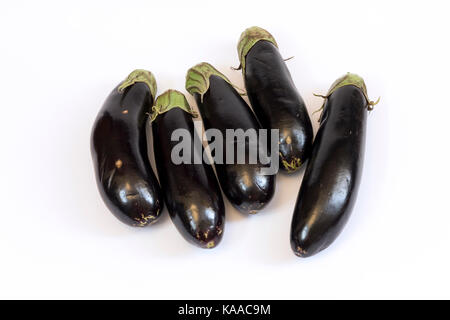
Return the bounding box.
[186,62,246,101]
[237,26,278,74]
[150,89,198,122]
[117,69,157,99]
[313,73,380,122]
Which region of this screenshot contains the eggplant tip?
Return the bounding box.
[280,154,302,173]
[198,237,221,249]
[291,235,330,258]
[294,246,308,257]
[131,213,159,227]
[291,239,318,258]
[206,240,216,249]
[191,226,224,249]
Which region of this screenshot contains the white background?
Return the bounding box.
[1,0,449,299]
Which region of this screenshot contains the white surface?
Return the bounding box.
[1,0,449,299]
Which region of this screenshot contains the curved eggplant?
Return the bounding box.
[290,73,378,257]
[91,69,164,227]
[151,90,225,248]
[185,62,275,214]
[237,26,313,173]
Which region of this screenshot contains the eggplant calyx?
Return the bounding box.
[325,73,380,109]
[313,73,380,122]
[186,63,246,101]
[118,69,157,99]
[150,90,198,122]
[237,26,278,74]
[186,62,236,102]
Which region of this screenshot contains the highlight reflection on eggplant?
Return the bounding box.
[290,73,379,257]
[91,69,163,227]
[236,26,313,173]
[151,90,225,248]
[185,62,275,214]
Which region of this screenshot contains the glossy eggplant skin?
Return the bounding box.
[193,75,276,214]
[244,40,313,173]
[152,105,225,248]
[290,85,368,257]
[91,82,163,227]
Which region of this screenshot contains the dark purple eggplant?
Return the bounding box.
[237,26,313,173]
[185,62,275,214]
[290,73,379,257]
[91,69,163,227]
[151,90,225,248]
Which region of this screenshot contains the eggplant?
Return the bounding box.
[185,62,276,214]
[237,26,313,173]
[91,69,163,227]
[290,73,379,257]
[151,90,225,248]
